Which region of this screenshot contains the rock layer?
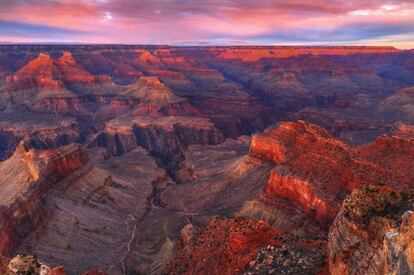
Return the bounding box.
[0,144,88,256]
[328,185,414,275]
[250,121,414,227]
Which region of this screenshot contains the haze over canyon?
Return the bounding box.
[0,44,413,274]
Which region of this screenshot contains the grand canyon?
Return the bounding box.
[0,45,413,274]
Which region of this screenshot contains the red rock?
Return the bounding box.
[211,46,400,62]
[122,76,182,103]
[56,51,96,84]
[6,52,95,89]
[169,218,287,274]
[264,169,338,223]
[393,122,414,139]
[48,266,67,275]
[135,49,162,64]
[249,120,334,164]
[250,121,414,226]
[81,267,108,275]
[0,256,9,274]
[31,97,89,115]
[169,217,327,274]
[0,45,412,274]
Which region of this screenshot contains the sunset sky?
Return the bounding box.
[0,0,413,48]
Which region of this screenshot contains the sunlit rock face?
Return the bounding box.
[209,46,401,61]
[0,45,413,273]
[248,121,414,228]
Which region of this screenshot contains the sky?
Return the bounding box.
[0,0,413,48]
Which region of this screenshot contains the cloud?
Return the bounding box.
[249,22,414,43]
[0,0,413,48]
[0,20,92,38]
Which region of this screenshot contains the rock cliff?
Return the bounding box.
[0,144,88,256]
[328,185,414,275]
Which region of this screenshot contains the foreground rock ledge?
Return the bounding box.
[328,185,414,275]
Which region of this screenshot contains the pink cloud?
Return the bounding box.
[0,0,412,48]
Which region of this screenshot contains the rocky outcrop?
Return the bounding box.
[245,244,327,274]
[264,169,338,224]
[1,254,108,274]
[328,185,414,275]
[169,217,327,274]
[6,52,96,89]
[393,122,414,139]
[249,121,414,227]
[0,45,413,274]
[0,114,81,161]
[379,87,414,122]
[169,218,287,274]
[6,255,43,274]
[121,76,183,104]
[249,121,334,164]
[249,121,355,225]
[287,107,392,145]
[0,52,118,115]
[0,144,88,256]
[93,116,225,159]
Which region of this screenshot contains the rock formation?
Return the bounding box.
[93,116,225,159]
[0,112,81,161]
[328,185,414,275]
[169,217,327,274]
[209,46,401,62]
[247,121,414,228]
[0,143,88,256]
[379,86,414,122]
[0,45,413,274]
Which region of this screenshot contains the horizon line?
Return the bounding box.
[0,42,412,50]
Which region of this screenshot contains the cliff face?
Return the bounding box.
[1,45,410,160]
[249,121,334,164]
[166,121,414,274]
[0,144,88,256]
[249,121,355,225]
[328,185,414,275]
[249,121,414,227]
[0,51,117,116]
[0,114,81,161]
[207,46,401,62]
[93,116,225,159]
[264,169,339,224]
[0,45,413,273]
[5,52,96,90]
[379,86,414,122]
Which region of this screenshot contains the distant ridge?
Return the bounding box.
[0,44,403,57]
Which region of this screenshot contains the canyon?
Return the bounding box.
[0,45,413,274]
